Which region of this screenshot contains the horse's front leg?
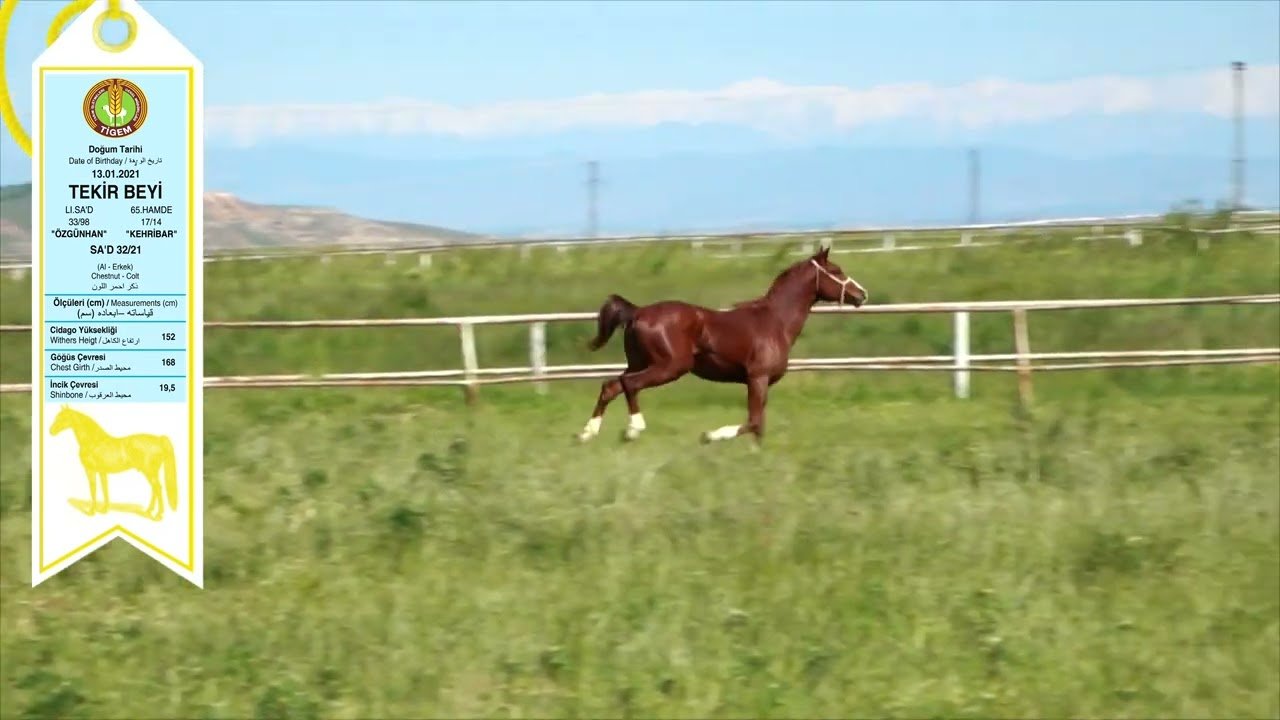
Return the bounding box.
[98,472,111,513]
[701,374,769,445]
[744,374,769,443]
[84,466,98,514]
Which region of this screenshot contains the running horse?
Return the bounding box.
[576,245,868,444]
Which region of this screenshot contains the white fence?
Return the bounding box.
[3,294,1277,404]
[2,210,1277,271]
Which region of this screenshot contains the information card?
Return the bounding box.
[31,0,203,586]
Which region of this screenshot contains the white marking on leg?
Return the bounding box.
[623,412,646,440]
[578,415,602,442]
[703,424,742,442]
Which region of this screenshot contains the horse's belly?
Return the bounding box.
[86,450,130,472]
[692,353,746,383]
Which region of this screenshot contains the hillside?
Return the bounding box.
[0,183,488,262]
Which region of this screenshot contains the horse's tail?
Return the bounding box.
[587,294,637,351]
[161,436,178,511]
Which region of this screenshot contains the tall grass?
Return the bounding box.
[0,231,1276,718]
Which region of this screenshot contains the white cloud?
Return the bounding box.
[207,65,1280,146]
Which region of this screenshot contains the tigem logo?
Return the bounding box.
[82,78,148,139]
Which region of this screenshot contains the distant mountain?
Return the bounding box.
[4,111,1278,241]
[193,111,1271,235]
[202,142,1280,236]
[0,184,486,263]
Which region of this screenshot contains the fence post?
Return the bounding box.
[530,321,547,395]
[459,322,479,404]
[959,231,972,247]
[883,233,895,251]
[1125,229,1143,246]
[1012,308,1033,408]
[418,253,433,268]
[953,311,970,399]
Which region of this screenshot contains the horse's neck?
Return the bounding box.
[70,414,105,444]
[762,272,817,346]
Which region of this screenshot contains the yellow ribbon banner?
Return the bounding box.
[21,0,204,587]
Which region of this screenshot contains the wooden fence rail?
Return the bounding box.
[2,295,1277,406]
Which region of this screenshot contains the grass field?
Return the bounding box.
[1,228,1278,718]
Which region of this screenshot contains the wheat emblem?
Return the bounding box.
[105,80,126,127]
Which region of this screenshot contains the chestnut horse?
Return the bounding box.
[576,246,868,444]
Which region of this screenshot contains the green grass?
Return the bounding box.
[1,380,1278,718]
[0,231,1278,718]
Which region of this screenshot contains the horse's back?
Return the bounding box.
[627,299,775,360]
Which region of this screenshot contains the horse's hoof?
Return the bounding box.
[622,428,642,442]
[700,432,713,445]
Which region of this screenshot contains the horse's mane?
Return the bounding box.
[732,258,813,309]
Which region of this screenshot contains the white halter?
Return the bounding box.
[811,259,866,305]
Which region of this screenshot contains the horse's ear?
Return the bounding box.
[816,245,830,261]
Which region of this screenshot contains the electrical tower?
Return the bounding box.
[586,160,600,238]
[1231,61,1246,211]
[968,147,980,224]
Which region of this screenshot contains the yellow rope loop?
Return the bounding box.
[1,0,129,157]
[48,0,98,46]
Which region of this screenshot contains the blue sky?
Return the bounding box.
[3,2,1278,111]
[2,1,1278,180]
[6,1,1276,100]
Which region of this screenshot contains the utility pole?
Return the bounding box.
[586,160,600,238]
[968,147,980,224]
[1231,61,1246,211]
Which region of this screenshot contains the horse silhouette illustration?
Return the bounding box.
[49,405,178,521]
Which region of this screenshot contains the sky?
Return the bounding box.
[0,0,1278,226]
[1,1,1277,149]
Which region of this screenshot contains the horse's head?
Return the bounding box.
[49,405,74,436]
[809,246,868,308]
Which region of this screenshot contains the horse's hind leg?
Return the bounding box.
[144,467,163,520]
[578,376,625,442]
[618,358,692,441]
[578,333,647,443]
